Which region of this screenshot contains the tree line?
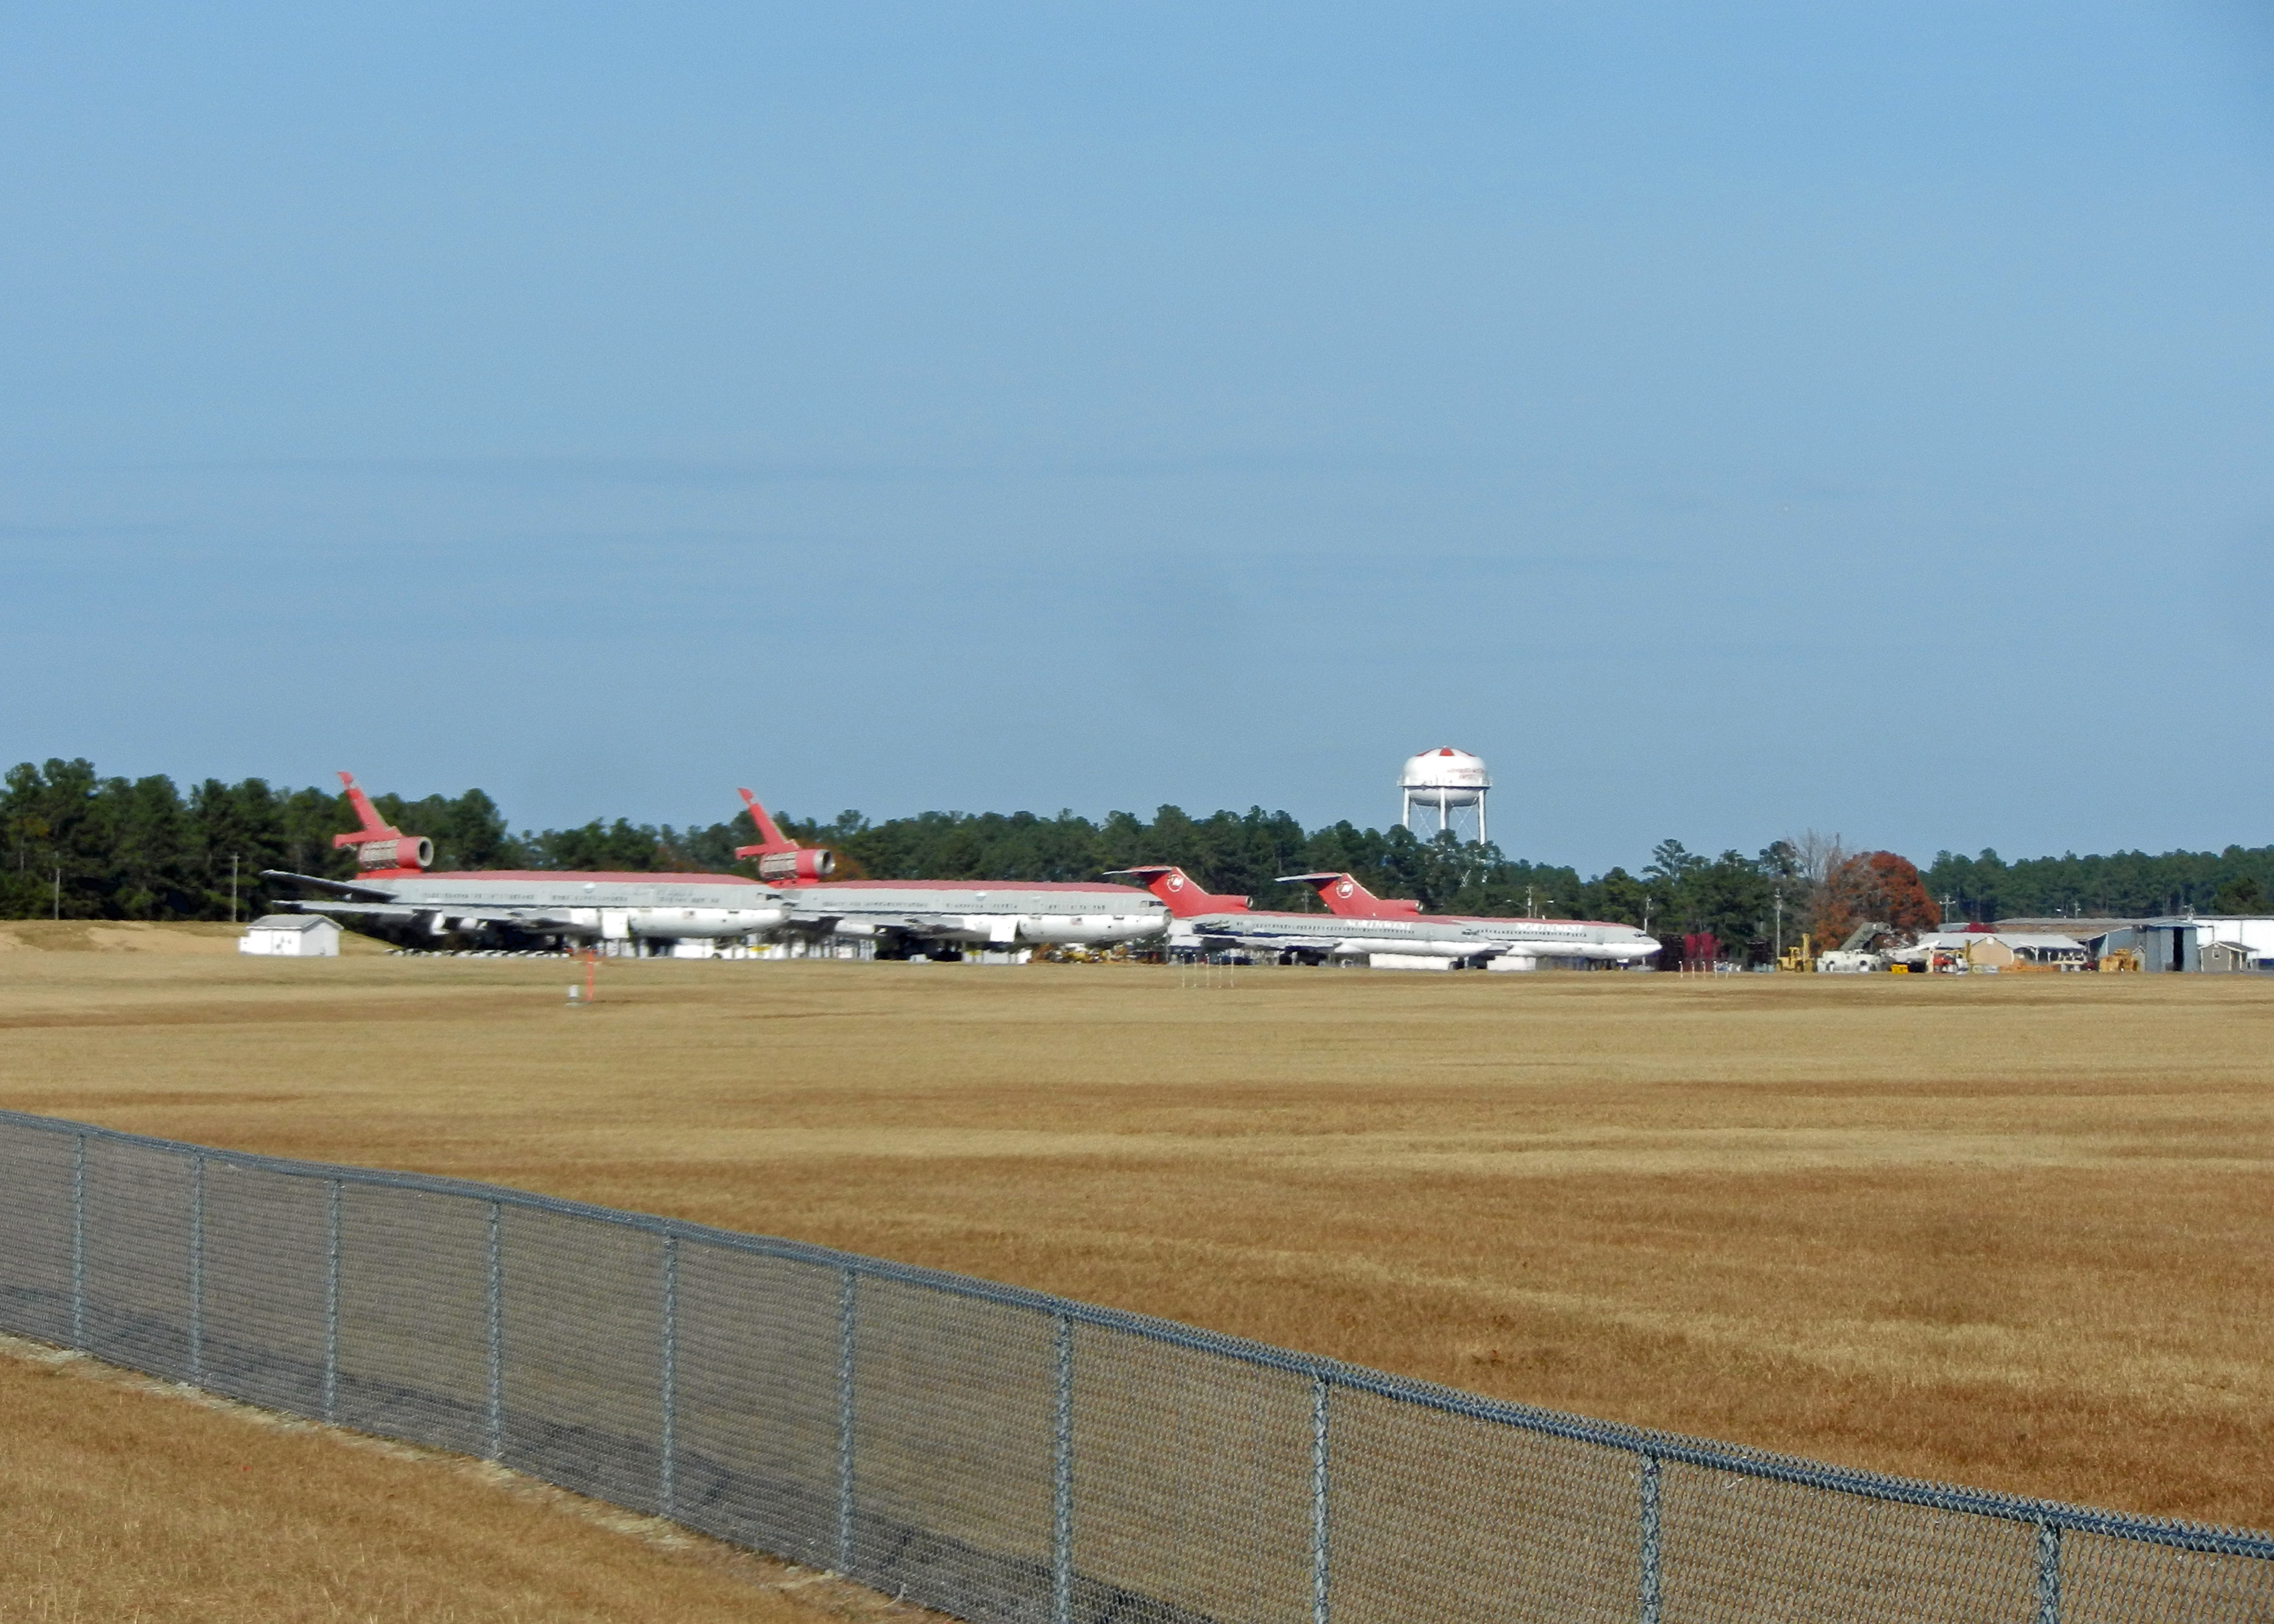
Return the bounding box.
[1922,846,2271,922]
[6,758,2270,960]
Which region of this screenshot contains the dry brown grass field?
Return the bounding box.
[0,1331,928,1624]
[4,926,2272,1612]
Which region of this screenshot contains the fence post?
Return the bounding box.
[485,1200,504,1462]
[1052,1311,1074,1624]
[324,1178,341,1423]
[2036,1522,2062,1624]
[660,1234,679,1520]
[187,1152,205,1383]
[1639,1454,1662,1624]
[70,1134,85,1348]
[835,1266,857,1575]
[1311,1375,1331,1624]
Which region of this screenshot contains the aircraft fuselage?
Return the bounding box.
[1172,909,1656,964]
[277,869,789,948]
[775,880,1163,952]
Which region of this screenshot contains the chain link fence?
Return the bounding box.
[2,1106,2268,1622]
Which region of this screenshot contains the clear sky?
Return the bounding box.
[4,3,2270,872]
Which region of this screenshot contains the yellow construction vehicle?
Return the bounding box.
[1777,933,1814,973]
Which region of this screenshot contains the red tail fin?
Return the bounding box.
[330,772,433,874]
[733,788,794,854]
[732,788,836,882]
[334,772,394,842]
[1278,872,1421,919]
[1104,866,1249,917]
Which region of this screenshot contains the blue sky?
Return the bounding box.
[4,3,2270,871]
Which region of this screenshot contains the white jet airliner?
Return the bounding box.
[265,774,789,950]
[1109,865,1515,966]
[1277,872,1660,967]
[731,789,1164,958]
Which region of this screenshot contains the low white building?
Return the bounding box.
[239,914,341,957]
[1894,932,2090,972]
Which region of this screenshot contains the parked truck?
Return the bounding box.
[1816,921,1892,974]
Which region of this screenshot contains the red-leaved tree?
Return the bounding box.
[1814,851,1939,948]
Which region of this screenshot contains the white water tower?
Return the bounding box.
[1400,747,1491,846]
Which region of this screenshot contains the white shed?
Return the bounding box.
[239,914,341,957]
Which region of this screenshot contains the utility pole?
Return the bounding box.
[1773,892,1784,963]
[230,855,240,924]
[52,866,61,921]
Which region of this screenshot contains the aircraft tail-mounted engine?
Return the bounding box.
[749,845,836,881]
[353,833,436,872]
[330,772,435,874]
[733,788,837,881]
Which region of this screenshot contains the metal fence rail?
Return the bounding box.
[2,1106,2267,1623]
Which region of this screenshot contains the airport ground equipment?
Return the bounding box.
[1838,921,1892,953]
[4,1106,2269,1624]
[1817,920,1893,974]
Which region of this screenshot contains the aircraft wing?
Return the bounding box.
[260,869,398,903]
[277,898,591,931]
[1172,917,1508,960]
[273,899,419,924]
[1171,919,1301,951]
[786,909,874,931]
[785,909,946,936]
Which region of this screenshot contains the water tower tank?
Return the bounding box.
[1400,747,1491,845]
